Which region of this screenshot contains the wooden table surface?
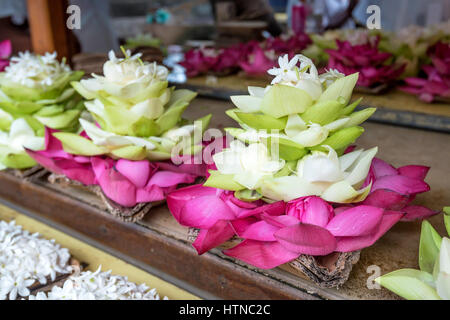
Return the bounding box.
[0,96,448,300]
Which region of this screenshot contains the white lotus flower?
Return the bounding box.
[259,146,377,203]
[4,51,71,88]
[213,141,285,190]
[0,118,44,154]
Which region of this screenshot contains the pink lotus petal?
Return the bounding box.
[238,220,280,241]
[274,224,337,256]
[25,149,64,176]
[55,159,95,185]
[156,161,206,177]
[193,220,235,255]
[135,184,165,203]
[236,201,286,219]
[397,165,429,181]
[147,171,195,188]
[167,185,218,223]
[230,217,258,235]
[91,157,112,179]
[73,156,91,164]
[335,211,404,252]
[362,189,411,211]
[0,40,12,58]
[261,213,300,228]
[179,195,236,229]
[401,205,438,221]
[97,168,137,207]
[224,240,300,269]
[371,158,398,178]
[326,205,383,237]
[286,196,333,227]
[115,159,150,188]
[372,175,430,195]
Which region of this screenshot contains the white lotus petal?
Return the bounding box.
[22,136,45,151]
[230,95,262,113]
[248,86,266,97]
[295,79,322,100]
[324,117,350,131]
[80,78,103,92]
[290,123,328,147]
[234,172,266,190]
[321,180,371,203]
[9,118,34,139]
[85,99,106,119]
[213,150,244,175]
[440,238,450,274]
[298,148,343,183]
[130,98,164,119]
[344,147,378,186]
[285,114,307,137]
[259,175,327,201]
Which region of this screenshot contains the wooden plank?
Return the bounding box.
[27,0,75,61]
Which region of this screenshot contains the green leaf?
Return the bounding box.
[234,189,262,202]
[260,84,313,118]
[376,269,441,300]
[110,145,147,160]
[444,207,450,237]
[235,112,287,130]
[419,220,442,273]
[310,126,364,152]
[318,73,358,105]
[344,108,376,128]
[301,100,343,125]
[53,132,108,156]
[204,170,245,191]
[341,97,363,116]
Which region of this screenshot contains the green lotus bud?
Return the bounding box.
[376,269,441,300]
[235,112,287,130]
[53,132,108,156]
[110,145,147,160]
[234,189,263,202]
[341,97,362,116]
[310,126,364,152]
[419,220,442,273]
[260,84,313,118]
[300,100,342,125]
[204,170,246,191]
[343,107,376,128]
[318,73,358,105]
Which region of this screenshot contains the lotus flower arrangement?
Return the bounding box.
[0,51,84,170]
[399,42,450,103]
[0,40,12,72]
[326,37,406,89]
[166,53,435,274]
[376,207,450,300]
[27,49,211,208]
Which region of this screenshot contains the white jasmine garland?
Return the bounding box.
[28,266,168,300]
[4,51,71,88]
[0,220,72,300]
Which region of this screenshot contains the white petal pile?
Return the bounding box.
[28,266,168,300]
[0,220,72,300]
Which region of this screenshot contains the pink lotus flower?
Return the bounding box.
[239,42,275,76]
[265,33,312,56]
[326,37,405,88]
[180,48,220,77]
[26,128,206,207]
[399,42,450,102]
[166,156,435,269]
[0,39,12,71]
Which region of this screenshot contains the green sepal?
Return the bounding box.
[419,220,442,273]
[260,84,313,118]
[156,101,188,133]
[341,97,363,116]
[146,151,172,161]
[318,73,358,105]
[35,109,81,130]
[131,117,161,137]
[204,170,246,191]
[265,137,307,161]
[52,132,108,156]
[344,108,376,128]
[444,207,450,237]
[34,105,65,117]
[376,269,441,300]
[274,160,297,178]
[110,145,147,160]
[310,126,364,152]
[235,112,287,130]
[301,100,343,125]
[0,148,37,169]
[225,108,243,124]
